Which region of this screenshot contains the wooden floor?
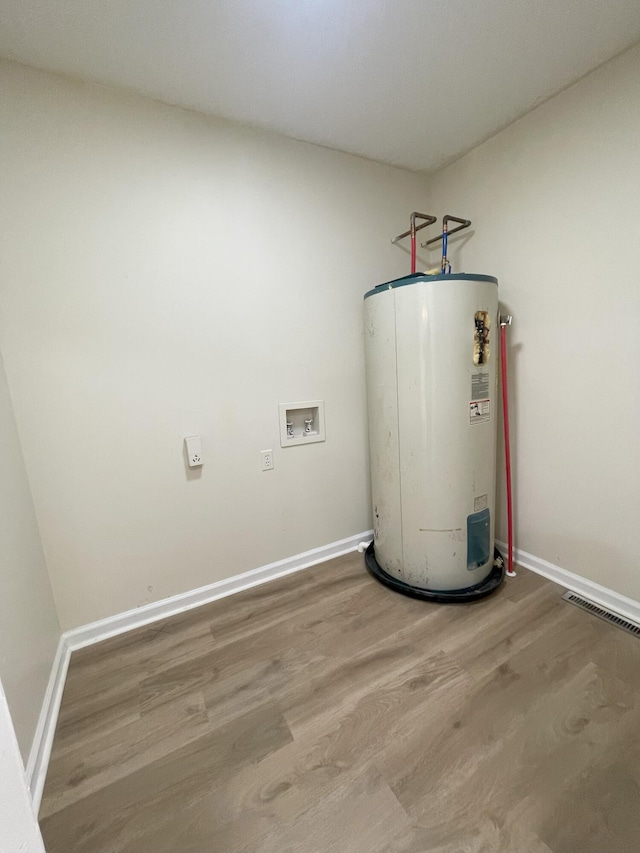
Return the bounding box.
[40,554,640,853]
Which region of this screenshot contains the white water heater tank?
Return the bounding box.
[364,273,504,602]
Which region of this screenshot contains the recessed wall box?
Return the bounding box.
[279,401,325,447]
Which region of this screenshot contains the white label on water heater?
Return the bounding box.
[471,372,490,400]
[469,399,490,425]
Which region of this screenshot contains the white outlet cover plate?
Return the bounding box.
[184,435,203,467]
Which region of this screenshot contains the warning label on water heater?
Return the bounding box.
[471,372,490,400]
[469,399,490,425]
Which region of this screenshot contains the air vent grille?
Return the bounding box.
[562,591,640,638]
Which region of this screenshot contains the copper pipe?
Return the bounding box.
[421,215,471,247]
[391,212,437,275]
[391,212,437,245]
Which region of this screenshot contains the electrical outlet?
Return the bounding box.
[261,450,274,471]
[184,435,203,468]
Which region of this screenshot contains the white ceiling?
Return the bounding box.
[1,1,640,173]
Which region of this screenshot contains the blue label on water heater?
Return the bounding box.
[467,508,490,571]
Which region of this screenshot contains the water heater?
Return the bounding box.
[364,272,504,602]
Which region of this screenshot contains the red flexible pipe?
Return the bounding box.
[500,323,516,577]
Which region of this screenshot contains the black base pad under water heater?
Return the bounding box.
[365,543,505,603]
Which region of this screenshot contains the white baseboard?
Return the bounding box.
[497,540,640,626]
[35,533,637,817]
[26,635,71,816]
[27,529,373,814]
[64,530,373,652]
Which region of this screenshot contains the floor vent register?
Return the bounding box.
[562,591,640,638]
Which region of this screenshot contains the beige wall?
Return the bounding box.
[3,38,638,641]
[425,44,640,599]
[0,350,60,761]
[0,681,46,851]
[0,59,431,630]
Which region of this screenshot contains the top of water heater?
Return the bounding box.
[364,272,498,301]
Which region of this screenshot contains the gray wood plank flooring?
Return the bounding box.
[39,553,640,852]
